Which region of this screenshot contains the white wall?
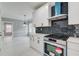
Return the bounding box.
[2,17,33,37]
[2,17,30,37]
[0,2,34,37]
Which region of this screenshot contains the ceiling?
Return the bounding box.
[0,2,46,9]
[0,2,46,21]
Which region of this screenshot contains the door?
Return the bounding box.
[3,22,13,43]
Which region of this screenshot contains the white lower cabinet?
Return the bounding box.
[37,36,44,55]
[30,35,34,48]
[67,37,79,56]
[30,34,44,55]
[34,36,39,51]
[30,35,38,50]
[68,49,79,56]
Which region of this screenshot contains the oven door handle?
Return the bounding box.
[44,41,66,48]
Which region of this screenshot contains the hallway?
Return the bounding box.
[0,2,45,56]
[0,36,41,56]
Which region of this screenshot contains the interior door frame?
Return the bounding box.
[2,21,13,40]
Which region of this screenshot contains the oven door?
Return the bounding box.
[44,42,66,56]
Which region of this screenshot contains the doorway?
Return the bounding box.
[3,22,13,43]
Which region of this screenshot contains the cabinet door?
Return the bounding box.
[36,35,44,54]
[68,42,79,51]
[30,35,34,48]
[67,38,79,56]
[68,49,79,56]
[38,37,44,55]
[31,34,44,55]
[33,10,41,27]
[68,2,79,25]
[30,35,39,51]
[32,35,39,51]
[33,3,49,27]
[39,3,49,27]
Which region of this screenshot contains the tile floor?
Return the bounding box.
[0,36,41,56]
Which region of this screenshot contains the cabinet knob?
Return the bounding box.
[32,36,34,41]
[41,23,43,26]
[0,34,2,36]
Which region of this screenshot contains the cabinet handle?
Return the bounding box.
[41,23,43,26]
[32,36,34,41]
[31,35,34,41]
[37,40,40,44]
[0,34,2,36]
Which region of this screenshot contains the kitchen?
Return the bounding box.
[30,2,79,56]
[0,2,79,56]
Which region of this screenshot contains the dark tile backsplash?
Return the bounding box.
[38,25,79,37]
[74,25,79,37]
[36,25,75,36]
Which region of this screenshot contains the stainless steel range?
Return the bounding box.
[44,33,69,56]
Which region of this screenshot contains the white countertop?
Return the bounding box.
[67,37,79,43]
[30,33,49,36]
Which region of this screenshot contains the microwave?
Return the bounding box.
[51,2,68,17]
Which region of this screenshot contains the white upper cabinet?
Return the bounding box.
[33,3,51,27]
[68,2,79,25]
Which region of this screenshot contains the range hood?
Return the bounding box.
[48,14,68,21]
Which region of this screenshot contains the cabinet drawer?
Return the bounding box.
[68,49,79,56]
[68,42,79,51]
